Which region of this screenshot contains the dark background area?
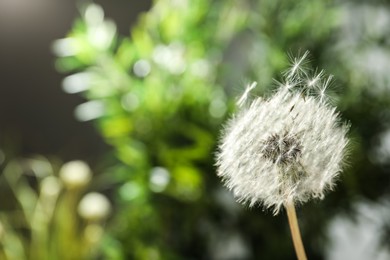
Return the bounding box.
[0,0,151,162]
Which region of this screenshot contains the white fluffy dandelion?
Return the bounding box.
[216,52,349,214]
[216,52,349,260]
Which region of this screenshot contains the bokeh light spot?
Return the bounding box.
[149,167,170,192]
[62,72,91,94]
[209,99,227,118]
[133,59,151,77]
[121,92,140,112]
[75,101,105,121]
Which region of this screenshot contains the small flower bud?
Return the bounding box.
[78,192,111,221]
[59,160,92,189]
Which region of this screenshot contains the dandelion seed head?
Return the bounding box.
[216,53,349,214]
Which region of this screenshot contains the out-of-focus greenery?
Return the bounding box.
[0,157,110,260]
[54,1,249,259]
[51,0,390,259]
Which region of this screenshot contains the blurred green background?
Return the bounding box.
[0,0,390,259]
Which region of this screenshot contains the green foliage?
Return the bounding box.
[54,1,248,258]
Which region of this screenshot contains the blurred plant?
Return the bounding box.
[0,157,110,260]
[53,1,248,259]
[323,2,390,212]
[53,0,390,259]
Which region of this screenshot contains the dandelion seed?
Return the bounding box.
[274,78,297,91]
[307,70,324,88]
[286,51,310,80]
[237,82,257,107]
[317,75,334,103]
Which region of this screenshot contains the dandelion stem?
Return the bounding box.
[285,201,307,260]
